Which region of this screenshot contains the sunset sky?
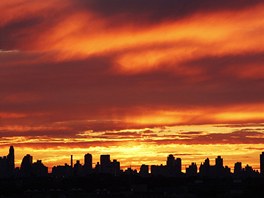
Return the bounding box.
[0,0,264,172]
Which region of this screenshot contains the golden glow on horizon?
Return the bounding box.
[216,112,264,122]
[0,124,263,172]
[0,143,262,172]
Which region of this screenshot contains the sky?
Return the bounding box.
[0,0,264,171]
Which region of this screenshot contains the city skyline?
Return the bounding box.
[2,146,264,197]
[1,146,264,176]
[0,0,264,170]
[1,124,264,171]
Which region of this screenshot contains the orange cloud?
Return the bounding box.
[11,3,259,76]
[0,112,26,119]
[122,103,264,126]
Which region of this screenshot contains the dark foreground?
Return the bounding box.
[1,175,264,198]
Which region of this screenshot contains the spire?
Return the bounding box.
[7,145,15,171]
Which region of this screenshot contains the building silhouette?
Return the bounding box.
[186,162,197,177]
[151,155,182,177]
[52,153,121,177]
[215,156,223,167]
[97,154,121,175]
[243,164,259,177]
[52,163,73,177]
[84,153,92,169]
[100,154,110,166]
[167,154,175,176]
[7,146,15,173]
[0,146,15,177]
[151,164,166,176]
[124,167,137,175]
[100,154,111,173]
[234,162,242,176]
[139,164,149,177]
[175,158,182,173]
[74,160,82,176]
[32,160,48,177]
[71,155,73,168]
[112,159,121,176]
[1,146,264,179]
[20,154,33,177]
[214,156,224,176]
[167,154,175,167]
[260,152,264,175]
[199,158,210,177]
[199,156,230,178]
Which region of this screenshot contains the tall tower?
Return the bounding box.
[204,158,210,166]
[175,158,182,173]
[166,154,175,168]
[20,154,33,177]
[215,156,223,168]
[100,154,111,173]
[84,153,92,169]
[260,152,264,175]
[7,146,15,171]
[234,162,242,175]
[71,155,73,168]
[100,154,110,167]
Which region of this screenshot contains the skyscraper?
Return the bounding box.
[100,154,111,173]
[166,154,175,168]
[175,158,182,173]
[139,164,149,177]
[186,162,197,176]
[7,146,15,173]
[215,156,223,168]
[20,154,33,177]
[234,162,242,175]
[260,152,264,175]
[100,155,110,167]
[32,160,48,177]
[84,153,92,169]
[112,159,120,176]
[199,158,210,177]
[204,158,210,166]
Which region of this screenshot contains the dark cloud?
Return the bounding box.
[0,1,75,50]
[217,124,264,128]
[0,129,76,138]
[191,130,264,144]
[180,131,203,135]
[149,130,264,144]
[0,50,263,131]
[2,0,264,51]
[182,52,264,78]
[80,0,264,23]
[90,130,159,139]
[103,131,140,136]
[0,17,43,49]
[246,147,264,151]
[0,141,122,149]
[173,153,203,156]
